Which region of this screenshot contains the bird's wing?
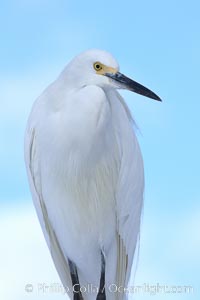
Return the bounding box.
[109,90,144,293]
[24,123,72,296]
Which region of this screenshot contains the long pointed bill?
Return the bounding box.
[105,72,161,101]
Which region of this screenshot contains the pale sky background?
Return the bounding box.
[0,1,200,300]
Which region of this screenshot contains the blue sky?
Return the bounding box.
[0,1,199,299]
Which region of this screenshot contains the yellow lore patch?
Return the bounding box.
[93,61,118,75]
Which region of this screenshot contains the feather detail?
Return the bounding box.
[25,126,73,299]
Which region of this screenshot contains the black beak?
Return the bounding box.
[105,72,161,101]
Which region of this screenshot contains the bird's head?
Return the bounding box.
[62,49,161,101]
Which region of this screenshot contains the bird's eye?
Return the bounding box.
[94,62,102,71]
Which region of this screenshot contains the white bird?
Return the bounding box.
[24,49,161,300]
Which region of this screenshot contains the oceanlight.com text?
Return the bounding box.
[25,282,193,296]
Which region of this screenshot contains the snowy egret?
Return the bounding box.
[25,49,161,300]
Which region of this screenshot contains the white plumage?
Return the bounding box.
[25,49,160,300]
